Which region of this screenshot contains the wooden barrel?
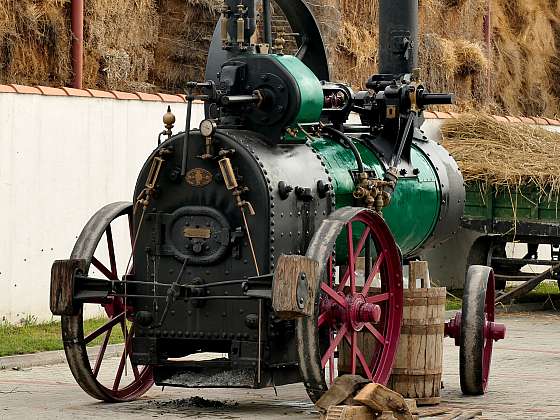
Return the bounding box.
[387,261,446,405]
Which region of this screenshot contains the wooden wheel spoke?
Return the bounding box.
[367,292,390,304]
[363,251,386,295]
[106,225,118,278]
[364,322,385,345]
[93,329,113,377]
[321,283,347,308]
[85,313,124,344]
[92,256,117,280]
[321,324,347,368]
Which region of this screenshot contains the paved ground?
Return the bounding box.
[1,312,559,419]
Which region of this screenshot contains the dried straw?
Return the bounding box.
[441,113,560,196]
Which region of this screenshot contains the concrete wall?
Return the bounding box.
[0,92,205,323]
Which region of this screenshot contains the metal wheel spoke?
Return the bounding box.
[363,251,386,295]
[364,322,385,345]
[328,256,333,287]
[318,312,329,328]
[354,227,371,260]
[337,267,350,293]
[367,292,390,304]
[321,283,347,308]
[355,343,373,380]
[346,223,356,294]
[106,225,118,278]
[113,329,134,390]
[92,256,117,280]
[85,313,124,344]
[93,329,113,377]
[321,324,348,368]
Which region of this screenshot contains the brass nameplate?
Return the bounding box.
[183,227,211,239]
[186,168,212,187]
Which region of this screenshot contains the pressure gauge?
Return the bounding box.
[200,119,217,137]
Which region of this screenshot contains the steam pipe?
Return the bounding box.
[262,0,273,46]
[378,0,419,76]
[71,0,84,89]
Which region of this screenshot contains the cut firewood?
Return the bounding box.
[315,375,371,416]
[354,383,413,420]
[404,399,419,415]
[454,410,483,420]
[326,405,373,420]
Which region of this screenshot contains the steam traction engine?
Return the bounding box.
[50,0,505,403]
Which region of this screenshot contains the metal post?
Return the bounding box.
[71,0,84,89]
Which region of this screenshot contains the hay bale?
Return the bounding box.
[0,0,71,86]
[441,113,560,195]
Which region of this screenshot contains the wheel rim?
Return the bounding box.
[452,265,505,395]
[297,208,403,402]
[482,270,496,391]
[60,202,154,402]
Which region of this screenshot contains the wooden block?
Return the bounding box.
[50,259,86,316]
[316,375,371,416]
[326,405,373,420]
[376,412,397,420]
[454,410,483,420]
[354,383,413,420]
[404,399,418,415]
[409,261,430,289]
[272,255,319,319]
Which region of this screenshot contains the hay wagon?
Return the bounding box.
[424,118,560,302]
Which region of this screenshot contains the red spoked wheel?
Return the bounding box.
[445,265,506,395]
[296,208,403,402]
[59,202,154,402]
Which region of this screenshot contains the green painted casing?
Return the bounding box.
[311,137,442,256]
[274,55,324,124]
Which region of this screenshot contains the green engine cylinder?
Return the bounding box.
[312,135,464,257]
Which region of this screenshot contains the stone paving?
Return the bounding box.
[0,312,559,419]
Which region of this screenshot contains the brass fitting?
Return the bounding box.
[353,172,394,213]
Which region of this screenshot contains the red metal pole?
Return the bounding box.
[71,0,84,89]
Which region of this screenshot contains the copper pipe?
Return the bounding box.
[71,0,84,89]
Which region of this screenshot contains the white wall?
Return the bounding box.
[0,93,205,323]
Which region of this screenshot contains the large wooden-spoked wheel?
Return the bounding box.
[297,208,404,402]
[446,265,506,395]
[60,202,154,402]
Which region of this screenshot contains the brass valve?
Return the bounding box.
[353,172,394,213]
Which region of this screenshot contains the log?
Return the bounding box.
[326,405,374,420]
[272,254,319,319]
[354,383,413,420]
[315,375,371,416]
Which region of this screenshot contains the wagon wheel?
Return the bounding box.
[296,208,403,402]
[446,265,506,395]
[60,202,154,402]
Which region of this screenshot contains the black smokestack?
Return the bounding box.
[378,0,419,76]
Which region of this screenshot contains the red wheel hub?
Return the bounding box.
[321,293,382,331]
[445,312,506,345]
